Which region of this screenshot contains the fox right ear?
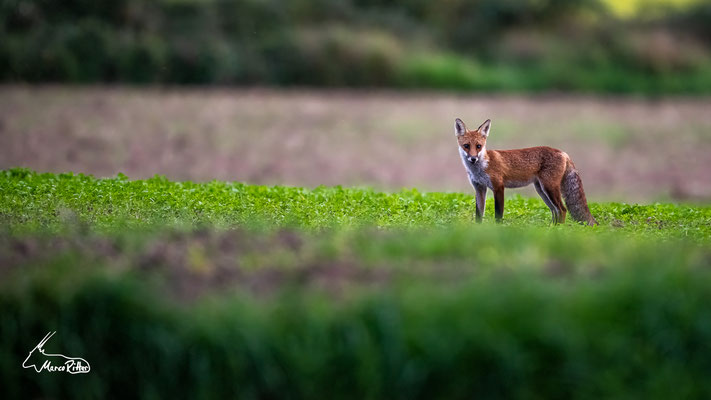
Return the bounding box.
[454,118,467,136]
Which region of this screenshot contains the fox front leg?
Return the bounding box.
[493,186,505,223]
[474,183,487,223]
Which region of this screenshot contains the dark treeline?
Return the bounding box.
[1,0,711,93]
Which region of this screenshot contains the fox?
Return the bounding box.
[454,118,597,225]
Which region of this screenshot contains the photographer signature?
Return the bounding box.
[22,331,90,374]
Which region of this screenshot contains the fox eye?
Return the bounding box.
[476,144,482,150]
[463,144,470,150]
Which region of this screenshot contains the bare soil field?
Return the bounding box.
[1,86,710,202]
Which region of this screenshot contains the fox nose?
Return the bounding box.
[468,156,477,164]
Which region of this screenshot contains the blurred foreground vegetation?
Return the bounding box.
[2,0,711,93]
[2,169,711,398]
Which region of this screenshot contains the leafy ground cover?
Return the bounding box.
[4,87,711,202]
[2,169,711,398]
[2,169,710,237]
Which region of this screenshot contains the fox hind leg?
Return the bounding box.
[543,183,567,224]
[534,180,558,224]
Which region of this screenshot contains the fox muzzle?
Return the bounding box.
[467,156,477,164]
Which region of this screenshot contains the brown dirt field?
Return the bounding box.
[1,85,710,202]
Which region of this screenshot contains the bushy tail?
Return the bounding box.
[561,158,597,226]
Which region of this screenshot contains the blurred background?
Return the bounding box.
[1,0,710,201]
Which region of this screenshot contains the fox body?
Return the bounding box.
[455,118,597,225]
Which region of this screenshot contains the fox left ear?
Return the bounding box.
[478,119,491,138]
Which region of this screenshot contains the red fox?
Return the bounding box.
[455,118,597,225]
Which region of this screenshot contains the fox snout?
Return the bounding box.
[467,156,477,164]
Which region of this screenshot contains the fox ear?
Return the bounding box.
[478,119,491,138]
[454,118,467,136]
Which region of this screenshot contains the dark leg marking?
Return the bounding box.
[494,186,505,223]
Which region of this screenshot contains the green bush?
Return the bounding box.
[1,0,710,93]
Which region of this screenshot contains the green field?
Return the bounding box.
[3,169,711,398]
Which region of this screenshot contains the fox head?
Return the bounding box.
[455,118,491,165]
